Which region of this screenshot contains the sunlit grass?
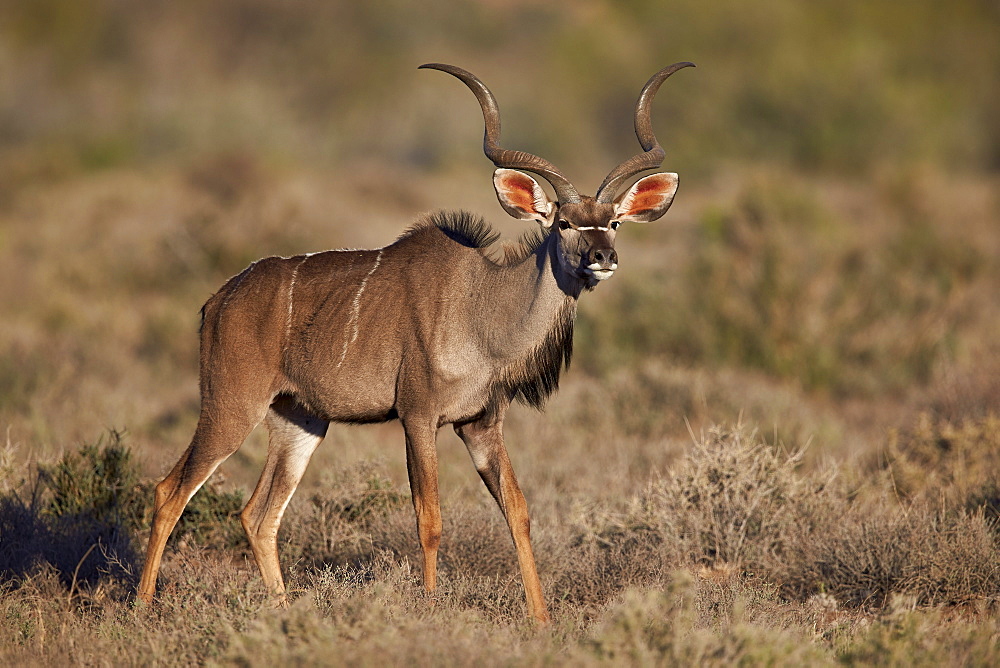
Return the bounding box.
[1,1,999,663]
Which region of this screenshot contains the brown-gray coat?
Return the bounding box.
[137,62,692,624]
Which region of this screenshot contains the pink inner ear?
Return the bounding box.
[624,175,672,214]
[500,172,540,214]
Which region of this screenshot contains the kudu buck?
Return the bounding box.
[137,61,693,624]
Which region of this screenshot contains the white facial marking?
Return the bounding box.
[573,225,612,231]
[585,262,616,281]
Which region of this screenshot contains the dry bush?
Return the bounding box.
[572,422,1000,612]
[580,573,830,667]
[839,595,1000,667]
[547,510,667,613]
[779,502,1000,609]
[280,455,566,587]
[227,554,563,666]
[1,430,1000,665]
[641,423,825,568]
[539,424,817,614]
[878,412,1000,503]
[278,461,407,570]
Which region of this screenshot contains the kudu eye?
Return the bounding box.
[558,219,572,230]
[610,220,621,231]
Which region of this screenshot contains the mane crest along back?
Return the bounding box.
[402,211,548,267]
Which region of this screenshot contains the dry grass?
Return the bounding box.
[2,420,998,665]
[2,1,1000,664]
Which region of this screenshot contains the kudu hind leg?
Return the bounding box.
[402,419,443,592]
[137,407,265,605]
[455,419,550,624]
[241,397,327,604]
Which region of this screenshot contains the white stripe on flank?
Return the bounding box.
[286,257,307,343]
[220,259,259,312]
[337,249,383,368]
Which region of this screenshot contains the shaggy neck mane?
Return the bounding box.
[404,211,576,420]
[405,211,547,266]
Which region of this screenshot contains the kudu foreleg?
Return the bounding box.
[455,419,550,624]
[403,418,443,593]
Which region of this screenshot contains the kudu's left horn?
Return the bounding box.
[595,61,695,203]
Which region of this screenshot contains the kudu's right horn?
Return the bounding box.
[419,63,582,204]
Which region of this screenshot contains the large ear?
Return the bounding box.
[613,173,679,223]
[493,168,555,227]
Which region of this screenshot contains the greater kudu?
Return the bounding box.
[137,62,693,624]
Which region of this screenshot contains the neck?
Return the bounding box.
[474,232,582,412]
[477,233,580,353]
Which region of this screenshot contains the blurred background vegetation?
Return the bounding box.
[1,0,999,464]
[1,1,999,663]
[0,0,997,465]
[1,0,998,179]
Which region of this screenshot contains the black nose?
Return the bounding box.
[590,248,618,267]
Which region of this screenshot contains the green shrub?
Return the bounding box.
[169,476,246,550]
[0,430,144,587]
[38,429,146,532]
[0,431,251,589]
